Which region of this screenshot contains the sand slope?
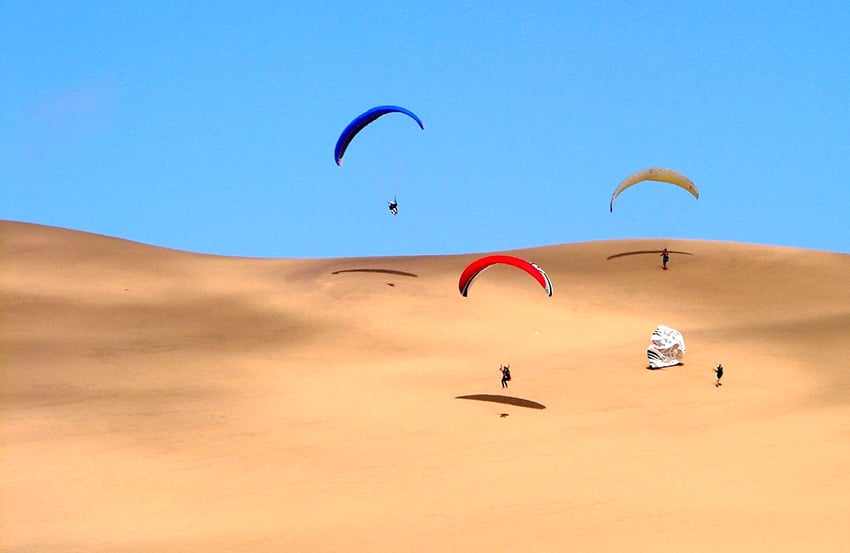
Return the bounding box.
[2,221,849,552]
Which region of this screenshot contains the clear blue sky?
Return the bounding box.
[2,1,848,257]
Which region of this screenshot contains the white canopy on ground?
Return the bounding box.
[647,325,686,368]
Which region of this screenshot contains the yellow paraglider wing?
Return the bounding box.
[609,168,699,212]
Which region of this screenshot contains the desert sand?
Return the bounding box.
[2,220,849,552]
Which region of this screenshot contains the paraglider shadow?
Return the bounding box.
[455,394,546,409]
[606,250,693,261]
[331,268,419,278]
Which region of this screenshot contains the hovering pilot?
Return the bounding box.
[388,198,398,216]
[500,364,512,388]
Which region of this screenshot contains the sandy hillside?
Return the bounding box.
[2,220,849,553]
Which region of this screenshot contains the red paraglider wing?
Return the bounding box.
[458,255,553,297]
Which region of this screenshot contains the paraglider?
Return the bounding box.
[458,255,553,297]
[334,105,424,166]
[609,168,699,212]
[388,197,398,216]
[499,364,511,388]
[646,325,686,369]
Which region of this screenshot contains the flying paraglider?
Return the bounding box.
[334,105,424,166]
[458,255,553,297]
[609,168,699,212]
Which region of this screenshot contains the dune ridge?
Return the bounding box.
[2,220,849,552]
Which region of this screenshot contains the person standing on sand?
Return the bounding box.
[714,363,724,387]
[661,248,670,270]
[500,365,511,388]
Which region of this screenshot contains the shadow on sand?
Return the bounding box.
[456,394,546,409]
[646,362,685,371]
[331,268,419,278]
[606,250,693,261]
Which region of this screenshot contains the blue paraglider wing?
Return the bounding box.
[334,105,424,166]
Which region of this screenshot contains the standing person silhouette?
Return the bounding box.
[500,365,511,388]
[661,248,670,270]
[714,363,724,387]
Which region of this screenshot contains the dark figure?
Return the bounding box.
[500,364,512,388]
[714,363,724,387]
[388,198,398,216]
[661,248,670,270]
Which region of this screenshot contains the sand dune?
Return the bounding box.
[2,220,849,552]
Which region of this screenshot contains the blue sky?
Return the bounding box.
[2,1,848,257]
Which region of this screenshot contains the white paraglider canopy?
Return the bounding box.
[647,325,686,368]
